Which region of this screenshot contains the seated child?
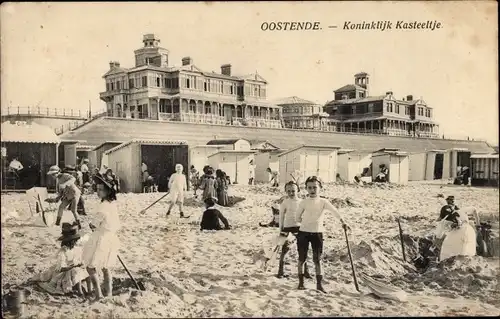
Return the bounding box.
[29,222,90,296]
[200,197,231,230]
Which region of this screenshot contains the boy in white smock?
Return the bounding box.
[276,181,311,279]
[167,164,188,218]
[296,176,349,293]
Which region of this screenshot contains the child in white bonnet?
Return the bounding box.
[167,163,188,218]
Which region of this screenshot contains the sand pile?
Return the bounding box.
[2,183,499,317]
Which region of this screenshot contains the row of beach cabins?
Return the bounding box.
[1,121,498,192]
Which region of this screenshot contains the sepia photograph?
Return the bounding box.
[1,1,498,318]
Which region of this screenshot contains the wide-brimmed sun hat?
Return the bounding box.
[83,159,89,163]
[46,165,61,176]
[93,173,118,192]
[445,195,455,201]
[58,222,81,242]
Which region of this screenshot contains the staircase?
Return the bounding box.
[54,111,107,135]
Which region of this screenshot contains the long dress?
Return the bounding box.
[30,243,89,295]
[82,200,121,269]
[216,177,229,206]
[199,175,218,202]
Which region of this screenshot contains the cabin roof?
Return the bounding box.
[206,139,247,145]
[278,144,341,157]
[105,138,188,155]
[1,121,60,144]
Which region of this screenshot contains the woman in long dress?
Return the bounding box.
[83,174,121,300]
[199,166,218,203]
[215,169,229,206]
[438,209,476,261]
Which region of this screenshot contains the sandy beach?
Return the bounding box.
[2,182,499,318]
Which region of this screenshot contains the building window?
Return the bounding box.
[186,78,191,89]
[220,82,224,93]
[129,79,134,89]
[418,107,424,116]
[142,76,147,87]
[205,103,211,114]
[405,106,409,115]
[116,81,120,90]
[395,105,400,114]
[189,103,196,113]
[156,77,160,87]
[204,81,208,92]
[106,83,110,91]
[172,78,179,89]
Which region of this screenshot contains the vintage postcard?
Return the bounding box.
[1,1,498,318]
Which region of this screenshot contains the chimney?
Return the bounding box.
[109,61,116,69]
[386,91,393,96]
[221,64,232,76]
[114,61,120,68]
[406,95,413,101]
[182,57,193,66]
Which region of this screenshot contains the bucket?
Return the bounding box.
[2,286,26,317]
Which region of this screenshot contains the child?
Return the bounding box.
[296,176,349,293]
[46,165,83,229]
[30,222,90,296]
[248,160,255,185]
[215,169,229,207]
[267,168,280,187]
[190,165,200,197]
[199,166,218,202]
[167,164,188,218]
[200,197,231,230]
[277,181,311,279]
[83,173,121,300]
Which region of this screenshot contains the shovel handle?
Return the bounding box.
[117,255,141,290]
[140,192,169,213]
[343,225,360,292]
[397,217,407,262]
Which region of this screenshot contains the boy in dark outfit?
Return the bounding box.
[200,198,231,231]
[439,195,461,227]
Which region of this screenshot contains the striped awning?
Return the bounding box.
[1,121,60,144]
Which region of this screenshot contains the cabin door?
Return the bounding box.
[434,153,444,179]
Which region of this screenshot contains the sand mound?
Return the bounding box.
[330,197,364,209]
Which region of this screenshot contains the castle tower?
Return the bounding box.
[134,34,169,68]
[354,72,369,95]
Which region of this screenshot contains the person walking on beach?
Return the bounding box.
[189,165,200,197]
[295,176,349,293]
[166,164,188,218]
[277,181,311,279]
[249,160,255,185]
[83,174,121,300]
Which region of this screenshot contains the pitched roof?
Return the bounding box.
[1,121,60,144]
[274,96,317,105]
[325,95,386,106]
[105,138,188,155]
[103,67,128,77]
[355,72,369,77]
[92,141,125,151]
[334,84,366,93]
[239,73,268,83]
[206,139,247,145]
[278,144,342,157]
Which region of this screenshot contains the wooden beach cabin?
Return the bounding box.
[92,141,124,170]
[1,121,60,191]
[105,139,189,193]
[337,149,355,182]
[206,138,252,151]
[254,149,283,183]
[371,148,409,184]
[190,145,226,172]
[470,153,499,187]
[277,144,341,184]
[208,150,256,184]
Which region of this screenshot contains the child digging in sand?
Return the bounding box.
[296,176,349,293]
[277,181,312,279]
[200,197,231,230]
[167,164,188,218]
[30,222,90,296]
[83,174,121,300]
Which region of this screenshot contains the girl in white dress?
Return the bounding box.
[83,174,121,300]
[30,222,90,296]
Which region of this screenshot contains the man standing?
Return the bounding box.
[267,167,280,187]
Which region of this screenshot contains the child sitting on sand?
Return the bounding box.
[277,181,311,279]
[200,198,231,230]
[296,176,349,293]
[30,222,90,296]
[167,164,188,218]
[259,196,286,227]
[83,174,121,300]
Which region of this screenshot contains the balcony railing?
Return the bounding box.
[1,106,87,118]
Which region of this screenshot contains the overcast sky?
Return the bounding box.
[1,2,498,144]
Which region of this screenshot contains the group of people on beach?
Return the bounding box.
[30,168,121,300]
